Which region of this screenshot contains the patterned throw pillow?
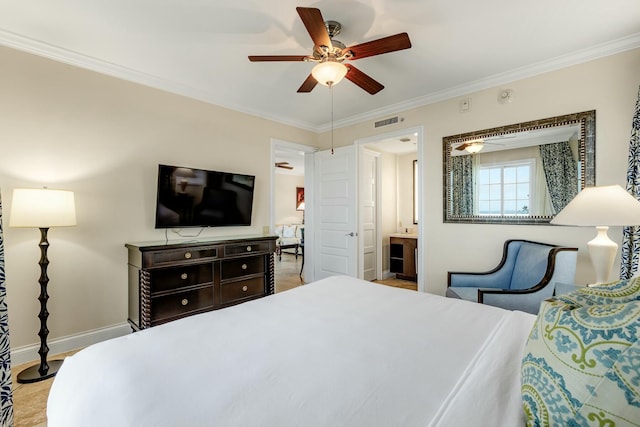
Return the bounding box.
[521,278,640,426]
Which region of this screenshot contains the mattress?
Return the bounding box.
[47,275,536,426]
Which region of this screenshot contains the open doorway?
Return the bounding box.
[356,126,424,292]
[271,139,317,292]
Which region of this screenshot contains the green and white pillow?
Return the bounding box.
[521,277,640,426]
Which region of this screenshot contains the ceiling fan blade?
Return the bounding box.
[275,162,294,170]
[346,33,412,60]
[455,143,469,151]
[297,74,318,93]
[248,55,310,62]
[344,65,384,95]
[296,7,332,50]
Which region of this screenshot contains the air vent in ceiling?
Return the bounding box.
[374,116,399,128]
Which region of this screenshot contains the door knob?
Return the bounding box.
[345,232,358,237]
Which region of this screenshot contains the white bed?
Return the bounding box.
[47,275,536,426]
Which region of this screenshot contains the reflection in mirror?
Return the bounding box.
[443,111,595,224]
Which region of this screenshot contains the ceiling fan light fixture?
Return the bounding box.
[312,61,348,86]
[465,141,484,154]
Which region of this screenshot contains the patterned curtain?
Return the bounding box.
[450,154,474,216]
[539,141,578,213]
[0,192,14,426]
[621,86,640,280]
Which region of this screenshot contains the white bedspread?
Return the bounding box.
[47,275,535,426]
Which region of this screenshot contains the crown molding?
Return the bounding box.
[323,32,640,132]
[1,29,638,134]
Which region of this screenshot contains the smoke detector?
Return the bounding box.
[498,89,514,104]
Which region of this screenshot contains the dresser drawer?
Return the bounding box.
[151,287,214,324]
[150,263,213,293]
[220,277,264,305]
[145,246,218,267]
[220,256,264,280]
[224,241,272,256]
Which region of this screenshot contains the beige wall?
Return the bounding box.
[274,173,304,224]
[0,46,316,353]
[319,48,640,294]
[2,43,639,358]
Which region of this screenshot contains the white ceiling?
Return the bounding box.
[1,1,639,132]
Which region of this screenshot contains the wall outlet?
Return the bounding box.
[262,226,270,235]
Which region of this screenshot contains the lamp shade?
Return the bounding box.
[550,185,640,226]
[10,188,77,228]
[311,61,348,86]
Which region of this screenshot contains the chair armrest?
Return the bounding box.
[478,284,556,314]
[447,239,523,289]
[447,270,511,289]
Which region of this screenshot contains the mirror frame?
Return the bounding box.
[443,110,595,225]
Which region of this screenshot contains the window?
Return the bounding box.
[477,160,534,215]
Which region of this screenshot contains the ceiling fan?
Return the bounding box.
[248,7,412,94]
[455,135,514,153]
[275,162,294,170]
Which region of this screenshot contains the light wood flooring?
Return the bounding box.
[13,253,416,426]
[12,350,78,427]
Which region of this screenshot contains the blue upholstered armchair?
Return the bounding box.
[446,239,578,314]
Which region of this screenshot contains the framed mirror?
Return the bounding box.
[443,110,595,224]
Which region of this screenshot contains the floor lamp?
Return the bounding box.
[551,185,640,285]
[10,188,76,383]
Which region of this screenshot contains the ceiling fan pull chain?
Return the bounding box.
[330,83,335,155]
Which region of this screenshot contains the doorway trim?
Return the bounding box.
[354,125,425,292]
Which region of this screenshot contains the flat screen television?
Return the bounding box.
[155,164,255,228]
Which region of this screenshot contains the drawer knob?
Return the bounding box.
[242,285,248,292]
[181,273,188,280]
[246,246,252,252]
[241,263,248,270]
[184,252,192,259]
[181,298,189,306]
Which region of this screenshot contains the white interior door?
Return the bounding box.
[359,148,378,281]
[313,145,358,280]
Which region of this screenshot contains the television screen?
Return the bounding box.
[155,164,255,228]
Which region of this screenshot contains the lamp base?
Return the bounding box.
[587,226,618,285]
[16,359,63,384]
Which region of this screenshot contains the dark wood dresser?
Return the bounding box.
[126,235,277,330]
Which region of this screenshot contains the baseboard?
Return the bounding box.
[11,322,131,365]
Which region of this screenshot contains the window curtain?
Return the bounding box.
[533,154,554,216]
[0,191,14,426]
[621,85,640,280]
[539,141,578,213]
[450,154,474,216]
